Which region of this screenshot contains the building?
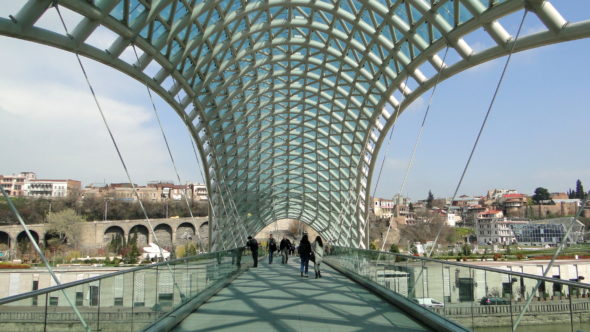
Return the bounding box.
[486,189,519,201]
[476,212,586,246]
[475,210,524,245]
[0,172,37,196]
[23,179,81,198]
[510,217,585,246]
[81,182,209,202]
[500,193,528,218]
[372,197,395,218]
[189,183,209,201]
[452,195,482,207]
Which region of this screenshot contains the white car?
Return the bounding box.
[412,297,445,308]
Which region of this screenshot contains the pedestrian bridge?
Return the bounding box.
[1,0,590,330]
[0,247,588,331]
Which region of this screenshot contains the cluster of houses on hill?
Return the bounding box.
[371,189,588,246]
[0,171,208,202]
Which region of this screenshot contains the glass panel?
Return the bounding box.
[0,293,48,331]
[0,249,250,331]
[326,246,590,332]
[45,284,98,332]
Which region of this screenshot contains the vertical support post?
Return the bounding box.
[208,203,213,252]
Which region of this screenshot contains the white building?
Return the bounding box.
[23,179,81,198]
[373,197,394,218]
[476,210,524,245]
[188,183,208,201]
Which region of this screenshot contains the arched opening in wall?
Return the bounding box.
[16,231,39,261]
[176,222,195,245]
[44,232,65,253]
[0,231,10,251]
[104,226,125,254]
[254,219,322,246]
[129,225,149,247]
[154,224,172,249]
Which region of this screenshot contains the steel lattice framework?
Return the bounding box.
[1,0,589,249]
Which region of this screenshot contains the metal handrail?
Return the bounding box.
[0,248,242,305]
[331,247,590,289]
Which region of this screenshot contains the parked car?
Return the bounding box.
[412,297,444,308]
[480,297,510,305]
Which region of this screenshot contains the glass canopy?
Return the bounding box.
[1,0,588,249]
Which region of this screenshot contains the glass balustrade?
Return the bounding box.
[0,247,258,332]
[326,246,590,332]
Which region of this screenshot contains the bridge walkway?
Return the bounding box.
[172,256,431,332]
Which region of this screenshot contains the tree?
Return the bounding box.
[389,243,400,253]
[186,242,197,256]
[426,191,434,209]
[123,233,140,264]
[568,189,575,199]
[108,234,126,254]
[575,179,587,200]
[462,243,472,256]
[46,209,84,248]
[532,187,551,204]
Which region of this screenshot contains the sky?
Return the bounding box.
[0,1,589,202]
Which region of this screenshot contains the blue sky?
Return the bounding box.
[0,1,589,202]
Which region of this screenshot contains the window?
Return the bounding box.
[49,296,59,306]
[458,278,474,302]
[32,281,39,306]
[76,292,83,306]
[89,286,99,306]
[114,297,124,306]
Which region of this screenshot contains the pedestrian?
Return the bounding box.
[298,234,312,277]
[267,233,277,264]
[279,236,291,264]
[312,236,324,278]
[246,236,259,267]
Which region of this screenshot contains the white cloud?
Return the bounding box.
[0,36,185,186]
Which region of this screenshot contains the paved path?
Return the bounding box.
[173,256,432,332]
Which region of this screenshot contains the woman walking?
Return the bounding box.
[312,236,324,278]
[298,234,312,277]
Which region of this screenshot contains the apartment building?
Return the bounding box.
[0,172,37,196]
[23,179,81,198]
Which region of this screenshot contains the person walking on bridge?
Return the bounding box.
[267,233,277,264]
[298,234,312,277]
[312,236,324,278]
[246,236,259,268]
[279,236,291,264]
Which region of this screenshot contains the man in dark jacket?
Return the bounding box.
[279,237,291,264]
[267,234,277,264]
[246,236,259,267]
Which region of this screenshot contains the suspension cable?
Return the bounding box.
[53,3,185,298]
[130,45,205,252]
[1,188,90,331]
[427,10,528,258]
[379,47,450,252]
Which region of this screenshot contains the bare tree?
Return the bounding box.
[46,209,84,248]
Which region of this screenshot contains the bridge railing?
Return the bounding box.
[0,248,257,332]
[326,246,590,332]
